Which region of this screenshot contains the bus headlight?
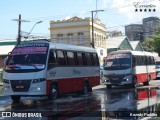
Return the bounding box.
[122,75,132,82]
[3,79,10,84]
[32,78,45,83]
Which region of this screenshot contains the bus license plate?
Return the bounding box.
[16,86,24,88]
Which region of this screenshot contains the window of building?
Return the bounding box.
[68,33,73,44]
[78,32,84,44]
[57,34,63,43]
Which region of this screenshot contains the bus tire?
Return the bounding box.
[143,76,150,86]
[82,82,89,95]
[106,85,112,89]
[11,95,21,103]
[131,77,137,88]
[89,87,92,92]
[48,85,58,100]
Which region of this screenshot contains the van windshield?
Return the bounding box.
[5,43,49,72]
[104,53,131,70]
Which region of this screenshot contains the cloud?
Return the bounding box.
[98,0,160,25]
[77,11,88,18]
[111,0,160,24]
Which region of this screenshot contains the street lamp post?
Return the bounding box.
[26,21,43,38]
[91,10,104,48]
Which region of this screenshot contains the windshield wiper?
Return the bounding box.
[7,66,21,70]
[26,64,38,70]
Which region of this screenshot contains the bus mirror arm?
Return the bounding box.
[4,52,12,65]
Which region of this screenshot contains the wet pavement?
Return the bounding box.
[0,81,160,119]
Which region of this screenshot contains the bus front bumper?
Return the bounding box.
[3,82,46,96]
[102,75,132,85]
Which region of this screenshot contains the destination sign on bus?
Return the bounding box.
[11,43,48,55]
[107,54,130,60]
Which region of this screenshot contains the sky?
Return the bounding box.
[0,0,160,40]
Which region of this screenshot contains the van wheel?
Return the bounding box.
[11,95,21,103]
[48,85,58,100]
[82,82,89,95]
[106,85,112,89]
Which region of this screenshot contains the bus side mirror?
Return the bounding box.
[4,52,12,65]
[3,57,7,65]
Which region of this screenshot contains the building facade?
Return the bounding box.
[106,36,133,54]
[125,17,160,42]
[107,30,122,38]
[50,16,107,48]
[50,16,107,65]
[143,17,160,40]
[125,24,143,42]
[130,41,143,51]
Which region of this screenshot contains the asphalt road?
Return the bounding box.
[0,80,160,119]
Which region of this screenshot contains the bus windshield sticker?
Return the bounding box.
[12,46,48,55]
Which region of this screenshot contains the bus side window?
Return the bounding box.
[85,53,92,65]
[132,56,136,68]
[67,51,76,65]
[93,53,99,66]
[151,56,155,65]
[82,53,86,65]
[48,50,57,64]
[77,52,84,65]
[57,50,66,66]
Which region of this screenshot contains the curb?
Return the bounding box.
[93,84,106,90]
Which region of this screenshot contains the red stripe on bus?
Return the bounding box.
[134,72,156,83]
[138,90,149,100]
[46,76,100,95]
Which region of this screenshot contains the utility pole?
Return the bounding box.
[12,14,30,45]
[91,10,104,48]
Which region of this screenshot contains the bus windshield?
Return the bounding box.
[156,61,160,65]
[104,53,131,70]
[5,43,49,72]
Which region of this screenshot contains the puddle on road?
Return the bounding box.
[1,86,160,119]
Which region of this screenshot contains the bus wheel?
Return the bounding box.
[48,85,58,100]
[106,85,112,89]
[11,95,21,103]
[143,76,150,86]
[131,77,137,88]
[82,82,89,95]
[89,87,92,92]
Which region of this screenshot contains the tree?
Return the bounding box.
[142,38,155,51]
[153,30,160,55]
[142,29,160,55]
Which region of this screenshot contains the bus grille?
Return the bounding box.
[10,80,31,92]
[108,75,124,84]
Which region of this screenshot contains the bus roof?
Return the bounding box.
[23,39,96,53]
[109,50,156,56]
[155,57,160,62]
